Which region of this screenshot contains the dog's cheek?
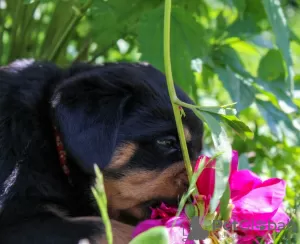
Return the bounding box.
[108,142,138,169]
[104,162,188,218]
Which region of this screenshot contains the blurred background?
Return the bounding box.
[0,0,299,239]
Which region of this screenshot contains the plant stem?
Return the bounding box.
[8,0,22,62]
[47,0,93,62]
[92,165,113,244]
[73,38,91,63]
[173,98,236,110]
[163,0,192,181]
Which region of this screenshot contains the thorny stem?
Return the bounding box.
[163,0,193,181]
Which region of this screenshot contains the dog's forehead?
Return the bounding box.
[107,64,203,140]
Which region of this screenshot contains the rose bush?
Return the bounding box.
[132,150,290,244]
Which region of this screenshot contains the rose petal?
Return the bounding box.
[132,219,164,238]
[232,178,286,217]
[230,170,263,200]
[270,203,291,232]
[151,203,179,219]
[195,156,216,198]
[168,226,194,244]
[230,150,239,176]
[196,150,240,201]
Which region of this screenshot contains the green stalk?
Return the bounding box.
[163,0,192,181]
[0,9,4,64]
[92,165,113,244]
[21,2,39,57]
[8,0,22,62]
[40,1,67,57]
[47,0,93,62]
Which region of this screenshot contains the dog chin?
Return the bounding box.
[114,198,180,226]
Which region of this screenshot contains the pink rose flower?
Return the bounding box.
[194,151,290,243]
[228,170,290,243]
[195,151,239,203]
[132,150,290,244]
[132,203,192,244]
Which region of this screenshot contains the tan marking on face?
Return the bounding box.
[184,126,192,142]
[108,142,137,169]
[104,162,188,219]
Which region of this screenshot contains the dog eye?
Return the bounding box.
[156,136,177,148]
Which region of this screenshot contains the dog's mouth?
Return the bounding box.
[116,197,181,226]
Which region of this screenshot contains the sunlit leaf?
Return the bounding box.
[137,6,209,96]
[220,115,253,140]
[232,0,246,14]
[199,106,237,116]
[193,110,232,213]
[216,66,256,112]
[90,0,161,53]
[175,159,207,218]
[258,49,285,81]
[173,0,203,14]
[129,226,169,244]
[245,0,267,22]
[197,107,253,139]
[263,0,294,95]
[185,203,196,219]
[227,15,261,38]
[219,183,231,220]
[256,99,300,145]
[212,45,250,78]
[255,79,298,114]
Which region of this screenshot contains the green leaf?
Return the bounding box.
[216,67,256,112]
[227,15,261,38]
[256,99,300,145]
[250,34,274,49]
[196,106,253,140]
[129,226,169,244]
[199,106,237,116]
[173,0,203,14]
[238,153,250,170]
[244,0,267,22]
[263,0,295,95]
[175,159,207,218]
[194,110,232,213]
[137,6,209,96]
[176,186,197,220]
[215,11,227,39]
[220,115,253,140]
[90,0,161,52]
[221,0,246,13]
[185,203,196,219]
[258,49,285,81]
[233,0,246,14]
[290,29,300,45]
[213,45,251,79]
[24,0,51,3]
[219,183,231,220]
[255,79,298,114]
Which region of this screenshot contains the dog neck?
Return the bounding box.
[53,126,73,185]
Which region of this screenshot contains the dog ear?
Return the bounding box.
[51,67,141,174]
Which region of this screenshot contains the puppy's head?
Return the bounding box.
[52,62,203,224]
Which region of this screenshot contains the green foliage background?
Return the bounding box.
[0,0,299,241]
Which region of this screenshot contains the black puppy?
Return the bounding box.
[0,60,203,244]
